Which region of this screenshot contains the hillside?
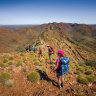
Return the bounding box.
[0,22,96,96]
[0,23,96,62]
[0,51,96,96]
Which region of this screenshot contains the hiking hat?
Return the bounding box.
[57,50,64,56]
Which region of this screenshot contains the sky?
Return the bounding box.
[0,0,96,25]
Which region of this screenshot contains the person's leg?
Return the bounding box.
[39,53,40,57]
[61,75,64,87]
[49,55,52,64]
[58,77,61,85]
[57,72,61,89]
[58,77,62,89]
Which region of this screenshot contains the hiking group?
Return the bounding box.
[25,44,69,89]
[25,44,36,53]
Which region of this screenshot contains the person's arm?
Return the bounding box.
[54,61,59,71]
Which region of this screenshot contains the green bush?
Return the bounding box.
[2,55,8,59]
[46,56,49,60]
[78,61,85,66]
[41,67,48,73]
[33,58,37,62]
[68,68,72,74]
[78,66,85,73]
[16,60,22,67]
[27,72,40,83]
[5,80,13,87]
[23,56,27,62]
[9,56,13,60]
[85,60,96,68]
[52,61,56,64]
[34,61,40,65]
[75,70,81,75]
[85,69,93,75]
[93,80,96,84]
[86,75,94,82]
[8,62,13,66]
[78,75,89,85]
[0,63,5,67]
[0,73,10,85]
[3,58,8,63]
[20,53,24,56]
[40,60,45,63]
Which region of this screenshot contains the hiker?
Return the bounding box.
[25,44,29,52]
[54,50,69,89]
[33,46,36,53]
[29,45,32,52]
[39,47,42,57]
[47,46,54,64]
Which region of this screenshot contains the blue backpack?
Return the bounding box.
[33,46,36,51]
[59,57,69,74]
[29,46,31,50]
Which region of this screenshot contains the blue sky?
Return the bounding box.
[0,0,96,24]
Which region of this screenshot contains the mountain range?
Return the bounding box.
[0,22,96,63]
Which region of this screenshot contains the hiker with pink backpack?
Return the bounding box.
[54,50,69,89]
[39,47,42,57]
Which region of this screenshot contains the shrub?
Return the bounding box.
[20,53,24,56]
[86,75,94,82]
[78,61,85,66]
[70,63,76,68]
[40,60,45,63]
[93,80,96,84]
[33,58,37,62]
[78,66,85,73]
[16,60,22,67]
[9,56,13,60]
[29,56,34,62]
[78,75,89,85]
[39,63,44,66]
[50,64,55,69]
[8,62,13,66]
[2,55,8,59]
[52,61,56,64]
[41,67,48,73]
[3,58,8,63]
[75,70,81,75]
[0,63,5,67]
[68,68,72,74]
[0,73,10,85]
[5,80,13,87]
[23,57,27,62]
[85,60,96,68]
[46,56,49,60]
[27,72,40,83]
[85,69,93,75]
[42,53,46,56]
[34,61,40,65]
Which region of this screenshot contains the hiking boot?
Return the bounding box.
[61,83,64,88]
[57,85,61,89]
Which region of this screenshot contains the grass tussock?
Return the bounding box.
[27,72,40,83]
